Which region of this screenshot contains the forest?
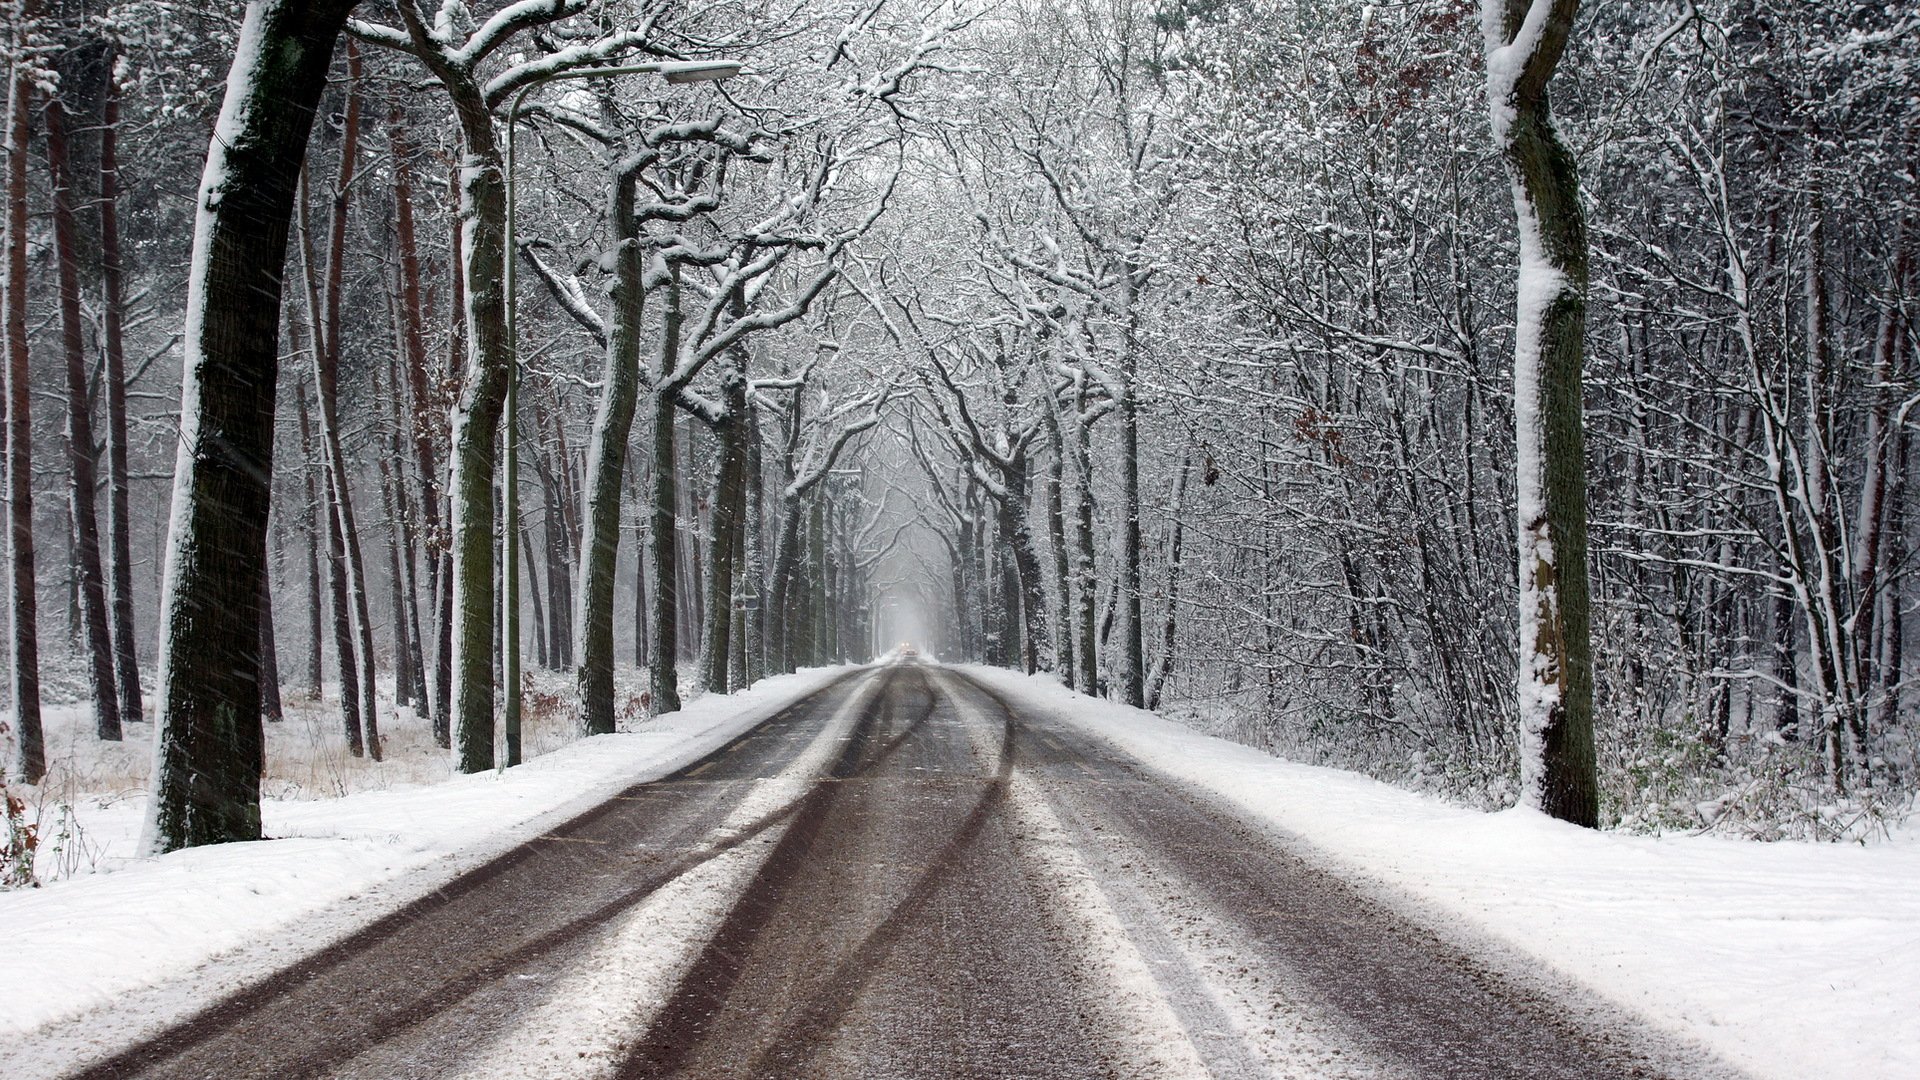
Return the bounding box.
[0,0,1915,871]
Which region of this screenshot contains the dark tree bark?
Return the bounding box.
[145,0,360,852]
[5,55,43,783]
[382,341,430,712]
[523,514,547,672]
[648,267,684,715]
[387,98,442,730]
[699,306,749,694]
[295,170,369,760]
[1116,289,1145,707]
[1146,453,1191,712]
[1486,0,1598,826]
[576,165,645,735]
[537,407,575,670]
[295,377,325,700]
[259,556,283,722]
[99,69,143,728]
[1045,400,1073,688]
[315,40,381,761]
[739,403,764,686]
[1069,381,1099,694]
[46,93,121,740]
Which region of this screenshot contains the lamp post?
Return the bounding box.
[501,59,741,766]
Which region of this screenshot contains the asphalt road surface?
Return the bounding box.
[65,662,1739,1080]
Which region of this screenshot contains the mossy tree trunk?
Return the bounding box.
[144,0,359,852]
[1484,0,1598,827]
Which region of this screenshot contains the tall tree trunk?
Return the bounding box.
[678,425,702,661]
[738,403,763,687]
[767,495,803,676]
[1116,278,1146,706]
[296,377,325,700]
[1070,385,1099,694]
[99,69,143,728]
[1484,0,1598,826]
[384,345,430,711]
[334,43,380,759]
[443,83,510,774]
[648,267,683,715]
[699,311,748,693]
[258,555,283,721]
[1146,452,1192,712]
[810,496,828,667]
[633,465,648,670]
[388,100,440,728]
[145,0,357,852]
[537,412,574,670]
[524,515,547,672]
[503,384,523,767]
[378,456,414,708]
[295,178,362,756]
[5,52,42,783]
[311,48,380,760]
[1045,400,1073,687]
[324,475,365,755]
[46,93,121,740]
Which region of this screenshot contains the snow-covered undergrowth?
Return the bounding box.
[1164,682,1914,843]
[0,664,854,1041]
[968,666,1920,1080]
[0,665,664,888]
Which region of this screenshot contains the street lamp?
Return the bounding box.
[501,58,742,766]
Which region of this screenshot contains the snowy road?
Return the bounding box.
[64,662,1736,1079]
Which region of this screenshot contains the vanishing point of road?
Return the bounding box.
[61,661,1740,1080]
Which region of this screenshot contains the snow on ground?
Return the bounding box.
[962,665,1920,1080]
[0,665,856,1041]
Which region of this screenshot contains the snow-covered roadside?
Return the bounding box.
[0,665,859,1042]
[962,665,1920,1080]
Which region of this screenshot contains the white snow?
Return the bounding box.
[961,665,1920,1080]
[0,665,856,1051]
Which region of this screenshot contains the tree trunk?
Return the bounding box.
[295,173,356,756]
[767,494,804,676]
[442,79,511,774]
[679,426,702,661]
[145,0,357,851]
[1045,401,1073,686]
[1485,0,1598,826]
[523,510,547,670]
[738,403,763,687]
[312,49,381,760]
[46,93,121,740]
[378,455,414,708]
[383,346,430,711]
[296,378,324,700]
[4,50,40,783]
[1116,286,1145,707]
[388,98,441,729]
[258,557,283,722]
[1146,452,1192,712]
[699,312,749,694]
[99,70,144,728]
[1070,384,1099,694]
[538,418,574,670]
[633,466,648,670]
[648,267,683,715]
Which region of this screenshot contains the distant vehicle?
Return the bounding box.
[898,643,918,658]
